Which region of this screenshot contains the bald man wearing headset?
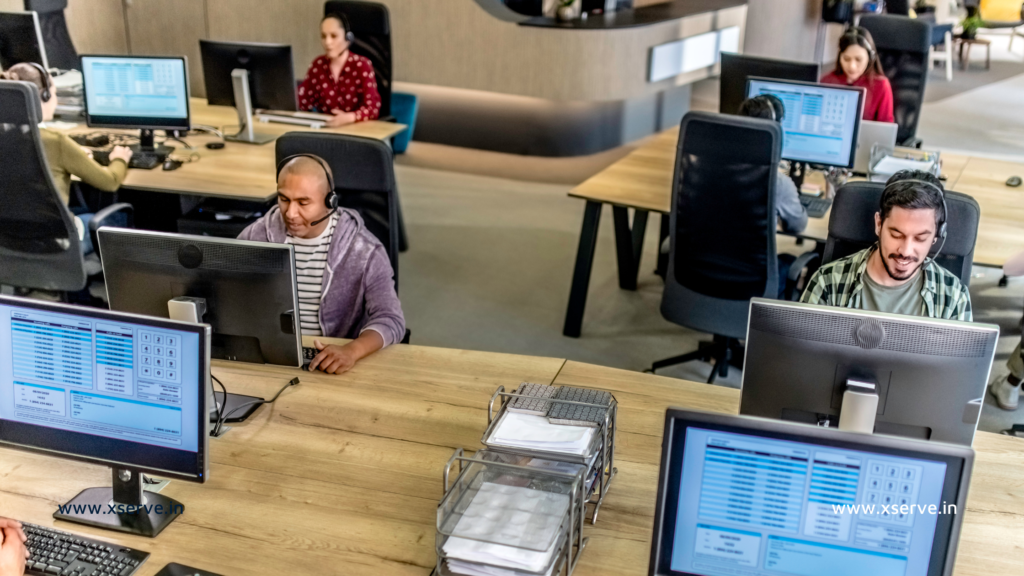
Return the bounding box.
[238,155,405,374]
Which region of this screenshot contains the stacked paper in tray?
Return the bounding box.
[443,482,569,576]
[487,412,595,457]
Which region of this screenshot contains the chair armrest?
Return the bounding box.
[88,203,134,255]
[789,251,819,282]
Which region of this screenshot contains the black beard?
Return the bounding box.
[880,252,922,281]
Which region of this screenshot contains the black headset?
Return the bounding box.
[327,12,356,43]
[880,177,948,259]
[19,61,52,102]
[845,26,876,60]
[276,154,338,226]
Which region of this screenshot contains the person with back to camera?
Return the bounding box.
[737,94,809,296]
[820,26,894,123]
[800,170,972,321]
[1,63,133,254]
[297,12,382,127]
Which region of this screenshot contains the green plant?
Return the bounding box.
[961,14,985,37]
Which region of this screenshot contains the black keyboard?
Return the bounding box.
[91,150,162,170]
[800,195,833,218]
[22,522,148,576]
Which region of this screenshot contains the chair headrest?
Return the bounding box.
[859,14,932,54]
[0,81,44,125]
[679,111,782,164]
[324,1,391,36]
[24,0,68,14]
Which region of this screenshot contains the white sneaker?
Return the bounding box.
[990,375,1021,411]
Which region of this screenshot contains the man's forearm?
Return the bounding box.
[343,330,385,361]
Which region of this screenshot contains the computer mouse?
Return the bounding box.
[1007,176,1022,187]
[162,159,182,171]
[205,142,225,150]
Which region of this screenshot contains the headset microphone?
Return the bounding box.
[308,211,334,227]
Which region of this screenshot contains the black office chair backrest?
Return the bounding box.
[275,132,400,289]
[822,181,980,286]
[660,112,781,339]
[23,0,77,70]
[884,0,911,15]
[324,1,392,119]
[0,80,86,290]
[859,15,931,145]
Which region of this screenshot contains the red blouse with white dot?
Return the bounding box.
[297,53,382,121]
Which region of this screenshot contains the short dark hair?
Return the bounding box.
[879,170,945,229]
[737,94,784,122]
[322,12,351,34]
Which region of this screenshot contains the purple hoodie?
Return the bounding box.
[238,207,406,347]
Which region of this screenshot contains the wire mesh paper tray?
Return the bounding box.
[480,385,618,524]
[436,448,588,576]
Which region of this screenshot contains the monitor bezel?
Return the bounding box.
[0,295,210,483]
[0,10,49,70]
[80,54,192,131]
[649,409,973,576]
[745,76,866,169]
[718,52,820,115]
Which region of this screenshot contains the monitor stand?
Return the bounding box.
[837,379,879,434]
[133,128,174,161]
[167,297,265,430]
[225,69,275,145]
[53,468,182,537]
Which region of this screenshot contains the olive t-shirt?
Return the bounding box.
[860,269,925,316]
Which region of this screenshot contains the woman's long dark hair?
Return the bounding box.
[835,26,885,78]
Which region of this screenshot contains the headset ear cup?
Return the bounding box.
[326,191,339,211]
[346,31,355,42]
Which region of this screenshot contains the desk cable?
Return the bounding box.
[211,374,300,436]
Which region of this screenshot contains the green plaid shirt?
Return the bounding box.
[800,247,973,322]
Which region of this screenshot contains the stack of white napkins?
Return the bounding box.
[488,412,595,456]
[443,482,568,576]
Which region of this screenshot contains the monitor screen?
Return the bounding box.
[650,411,972,576]
[0,11,48,70]
[746,78,864,168]
[0,297,208,478]
[719,53,819,116]
[81,55,190,129]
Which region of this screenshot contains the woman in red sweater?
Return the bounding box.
[298,13,382,127]
[820,27,894,123]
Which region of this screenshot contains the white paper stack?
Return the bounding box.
[487,412,595,457]
[443,482,568,576]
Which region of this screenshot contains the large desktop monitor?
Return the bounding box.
[648,409,974,576]
[98,228,302,421]
[0,10,48,70]
[746,77,864,169]
[199,40,297,111]
[80,55,190,153]
[719,53,819,116]
[0,295,209,536]
[740,299,999,446]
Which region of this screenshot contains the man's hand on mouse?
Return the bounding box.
[108,146,133,165]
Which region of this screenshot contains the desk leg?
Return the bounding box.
[612,206,649,291]
[564,201,603,338]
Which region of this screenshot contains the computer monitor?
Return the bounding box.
[0,11,48,71]
[80,54,190,153]
[649,409,974,576]
[719,53,819,116]
[0,295,209,537]
[740,299,999,446]
[199,40,297,111]
[98,228,302,422]
[746,77,864,169]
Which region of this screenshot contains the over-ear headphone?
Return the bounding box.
[761,94,785,123]
[10,61,52,102]
[881,177,948,259]
[327,12,355,42]
[846,26,876,59]
[276,154,338,226]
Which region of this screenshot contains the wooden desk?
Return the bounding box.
[564,126,1024,336]
[0,346,1021,575]
[59,98,407,202]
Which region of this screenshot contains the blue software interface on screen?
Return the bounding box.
[747,79,861,167]
[0,304,200,453]
[82,56,188,119]
[669,427,948,576]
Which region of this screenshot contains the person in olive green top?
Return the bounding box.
[2,63,133,252]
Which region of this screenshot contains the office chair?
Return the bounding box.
[275,132,403,290]
[23,0,76,70]
[820,181,980,286]
[647,112,783,383]
[885,0,911,14]
[859,15,932,147]
[324,1,393,120]
[0,80,133,296]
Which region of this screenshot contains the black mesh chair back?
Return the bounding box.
[324,1,392,119]
[859,15,932,145]
[884,0,911,14]
[275,132,400,289]
[0,80,85,290]
[822,181,980,286]
[23,0,77,70]
[661,112,781,339]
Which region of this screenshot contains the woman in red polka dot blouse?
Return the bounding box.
[298,13,382,127]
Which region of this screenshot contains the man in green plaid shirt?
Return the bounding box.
[800,171,972,323]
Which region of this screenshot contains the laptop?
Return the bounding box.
[647,409,974,576]
[854,120,899,175]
